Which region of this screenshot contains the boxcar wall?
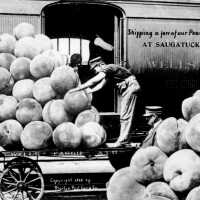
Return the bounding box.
[122,1,200,118]
[1,0,200,118]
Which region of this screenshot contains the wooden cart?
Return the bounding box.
[0,142,144,200]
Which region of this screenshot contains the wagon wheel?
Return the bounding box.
[0,157,44,200]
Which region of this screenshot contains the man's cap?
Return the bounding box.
[143,106,163,117]
[89,57,105,70]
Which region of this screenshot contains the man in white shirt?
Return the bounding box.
[69,57,140,147]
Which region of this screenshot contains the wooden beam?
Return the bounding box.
[0,0,56,15]
[0,158,115,174]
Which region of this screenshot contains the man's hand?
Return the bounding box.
[68,83,90,94]
[86,88,93,94]
[117,81,126,89]
[117,81,127,94]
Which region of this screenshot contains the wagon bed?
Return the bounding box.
[0,137,144,200]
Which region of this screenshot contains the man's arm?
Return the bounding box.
[89,78,107,93]
[94,36,113,51]
[69,72,106,93]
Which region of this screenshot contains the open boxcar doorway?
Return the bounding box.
[41,1,124,112]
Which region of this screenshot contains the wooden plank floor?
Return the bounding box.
[42,190,107,200]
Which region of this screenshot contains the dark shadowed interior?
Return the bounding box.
[42,1,123,112]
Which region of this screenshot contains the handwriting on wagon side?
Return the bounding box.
[128,29,200,39]
[160,29,200,39]
[128,29,153,39]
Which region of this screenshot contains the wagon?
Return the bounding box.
[0,138,144,200]
[0,105,158,200]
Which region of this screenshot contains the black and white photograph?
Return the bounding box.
[0,0,200,199]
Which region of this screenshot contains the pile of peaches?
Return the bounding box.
[0,22,106,151]
[107,91,200,200]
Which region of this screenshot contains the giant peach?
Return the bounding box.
[42,99,73,127]
[33,77,56,104]
[50,65,79,95]
[144,182,179,200]
[0,75,15,95]
[130,146,168,184]
[53,122,82,149]
[12,79,34,101]
[0,67,12,91]
[163,149,200,192]
[0,53,16,70]
[80,121,106,148]
[20,121,53,150]
[75,106,100,127]
[0,119,23,148]
[64,90,92,116]
[0,95,18,121]
[0,33,16,54]
[156,117,181,154]
[10,57,31,80]
[16,98,42,125]
[182,96,200,121]
[42,49,66,68]
[184,113,200,152]
[13,22,35,40]
[107,167,145,200]
[30,54,54,78]
[14,36,41,59]
[35,34,53,53]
